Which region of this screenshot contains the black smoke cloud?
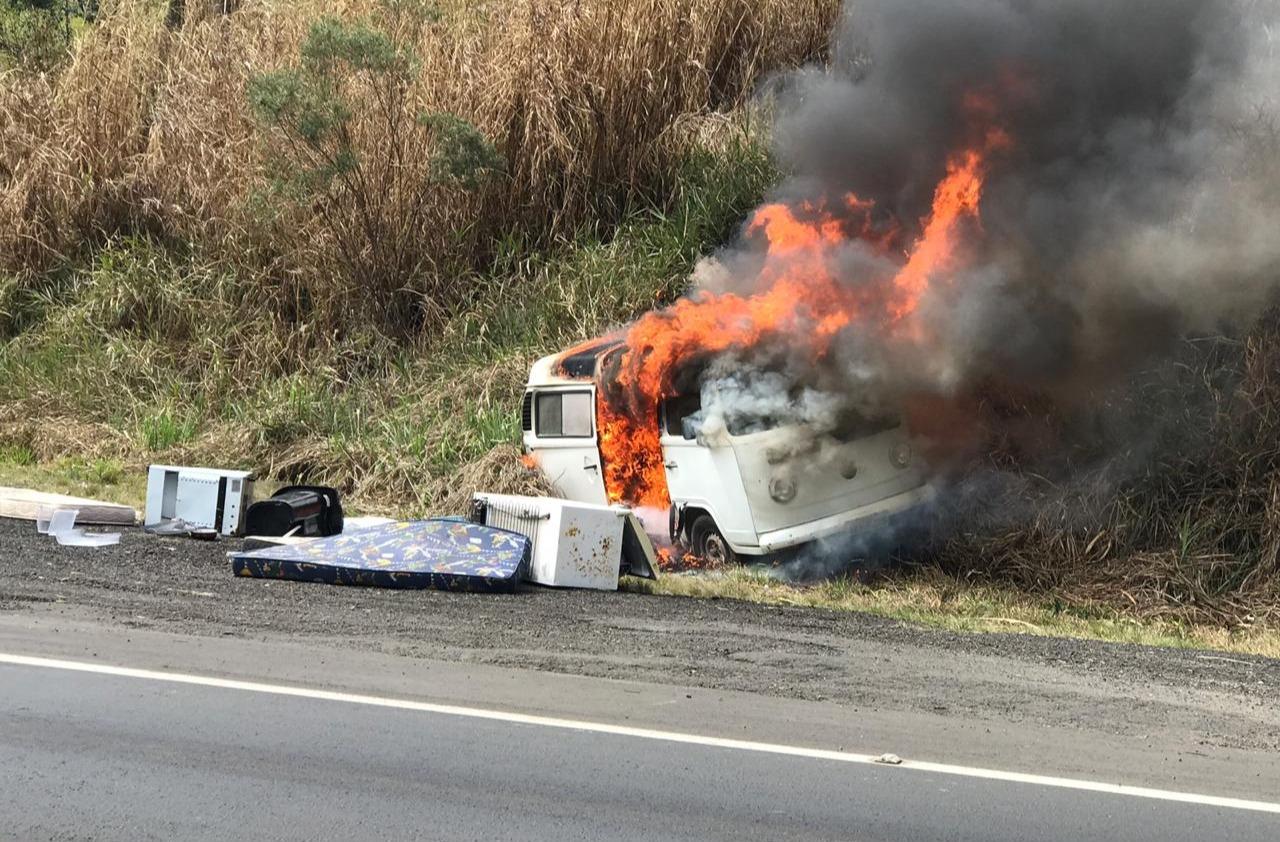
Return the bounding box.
[696,0,1280,451]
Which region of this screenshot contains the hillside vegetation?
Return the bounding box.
[0,0,831,509]
[2,0,1279,634]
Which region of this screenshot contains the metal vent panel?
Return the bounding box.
[478,503,547,560]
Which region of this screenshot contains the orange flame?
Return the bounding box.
[597,399,670,507]
[578,98,1010,509]
[891,126,1011,320]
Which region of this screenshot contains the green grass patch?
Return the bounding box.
[0,456,143,507]
[138,410,200,452]
[0,442,36,466]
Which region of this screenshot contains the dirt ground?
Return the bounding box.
[2,517,1278,752]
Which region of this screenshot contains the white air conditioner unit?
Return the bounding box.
[470,493,634,590]
[144,465,256,537]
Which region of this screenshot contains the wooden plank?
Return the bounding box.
[0,487,137,526]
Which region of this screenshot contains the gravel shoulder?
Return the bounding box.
[2,518,1278,754]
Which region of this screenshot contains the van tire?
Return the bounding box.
[690,515,737,567]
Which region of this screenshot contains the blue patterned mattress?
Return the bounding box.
[230,519,529,593]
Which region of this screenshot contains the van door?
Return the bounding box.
[659,394,758,551]
[524,388,608,505]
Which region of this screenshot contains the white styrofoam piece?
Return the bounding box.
[37,507,120,547]
[47,508,79,535]
[54,529,121,547]
[473,493,625,590]
[35,505,56,534]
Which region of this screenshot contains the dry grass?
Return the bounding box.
[420,442,559,516]
[1,0,837,335]
[0,0,797,514]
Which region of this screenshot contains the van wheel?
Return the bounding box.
[690,515,737,567]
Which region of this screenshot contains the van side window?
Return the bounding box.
[535,391,593,437]
[662,394,702,439]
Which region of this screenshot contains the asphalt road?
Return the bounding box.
[3,515,1280,839]
[4,516,1279,760]
[3,658,1278,842]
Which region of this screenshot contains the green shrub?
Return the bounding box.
[1,1,68,72]
[247,15,504,335]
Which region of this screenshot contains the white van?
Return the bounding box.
[522,342,933,564]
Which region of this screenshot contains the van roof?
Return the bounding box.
[527,337,624,387]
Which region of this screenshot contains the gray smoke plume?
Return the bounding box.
[692,0,1280,442]
[682,0,1280,573]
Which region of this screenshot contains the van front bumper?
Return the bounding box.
[746,484,937,554]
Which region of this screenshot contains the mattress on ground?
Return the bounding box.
[230,519,529,592]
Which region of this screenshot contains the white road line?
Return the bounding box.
[3,652,1278,815]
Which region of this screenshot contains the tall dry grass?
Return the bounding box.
[0,0,838,335]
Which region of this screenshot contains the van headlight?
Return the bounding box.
[769,476,797,503]
[890,442,913,469]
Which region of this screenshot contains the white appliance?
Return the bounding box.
[471,493,626,590]
[144,465,255,536]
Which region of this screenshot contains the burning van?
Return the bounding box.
[522,338,933,564]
